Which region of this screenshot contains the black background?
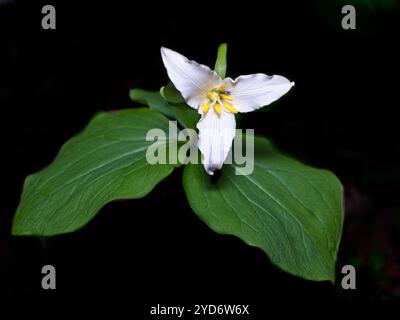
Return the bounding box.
[1,0,400,312]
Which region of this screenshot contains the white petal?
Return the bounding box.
[197,108,236,175]
[161,47,221,109]
[224,74,294,113]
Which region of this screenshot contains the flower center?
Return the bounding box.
[202,85,238,115]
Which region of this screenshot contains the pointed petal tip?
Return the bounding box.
[160,46,169,52]
[204,162,223,176]
[205,165,219,175]
[160,46,170,57]
[160,47,177,62]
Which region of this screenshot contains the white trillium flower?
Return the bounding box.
[161,47,294,175]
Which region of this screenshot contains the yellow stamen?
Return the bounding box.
[214,102,221,114]
[223,101,238,114]
[216,85,225,91]
[207,92,219,100]
[220,94,232,101]
[202,100,211,113]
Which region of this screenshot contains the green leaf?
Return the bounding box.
[130,89,199,130]
[214,43,228,79]
[160,82,185,104]
[183,135,343,281]
[13,108,176,236]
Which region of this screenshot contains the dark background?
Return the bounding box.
[1,0,400,311]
